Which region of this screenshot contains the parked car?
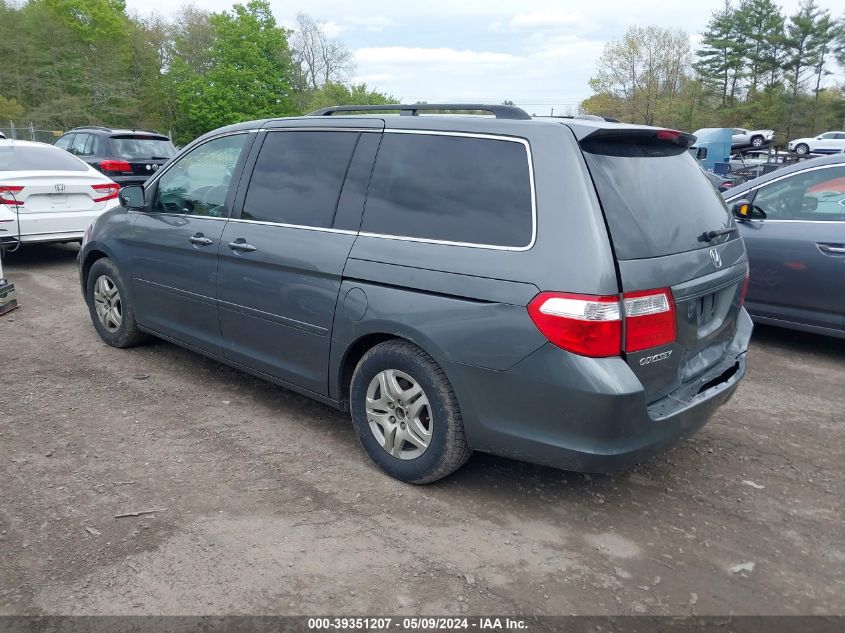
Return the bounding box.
[788,131,845,156]
[700,166,746,192]
[724,153,845,338]
[0,139,120,245]
[731,127,775,150]
[54,126,177,187]
[78,103,752,483]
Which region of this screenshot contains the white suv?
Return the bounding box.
[788,131,845,156]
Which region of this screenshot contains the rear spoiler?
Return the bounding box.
[563,122,697,149]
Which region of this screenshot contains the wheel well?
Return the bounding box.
[81,250,108,288]
[339,333,398,410]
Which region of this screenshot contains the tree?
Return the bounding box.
[302,82,396,113]
[291,13,354,93]
[695,1,745,105]
[169,0,298,142]
[782,0,833,137]
[588,26,691,125]
[735,0,786,93]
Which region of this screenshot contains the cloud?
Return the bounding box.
[352,73,396,84]
[509,10,582,30]
[355,46,521,65]
[321,21,348,37]
[345,16,393,32]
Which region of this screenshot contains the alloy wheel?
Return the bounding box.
[365,369,433,460]
[93,274,122,332]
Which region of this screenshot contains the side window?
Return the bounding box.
[153,134,247,217]
[819,133,835,139]
[242,131,359,228]
[85,134,98,156]
[753,166,845,220]
[70,134,89,156]
[361,133,534,247]
[55,134,74,150]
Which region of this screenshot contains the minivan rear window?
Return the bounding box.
[582,139,732,260]
[362,133,533,248]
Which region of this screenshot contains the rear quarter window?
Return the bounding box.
[361,133,534,248]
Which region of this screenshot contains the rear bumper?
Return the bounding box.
[449,308,753,473]
[0,208,109,244]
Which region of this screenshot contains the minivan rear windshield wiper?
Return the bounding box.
[699,226,738,242]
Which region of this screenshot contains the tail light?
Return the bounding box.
[527,293,622,357]
[99,160,131,173]
[527,288,677,358]
[0,185,24,207]
[622,289,676,353]
[740,261,750,306]
[91,183,120,203]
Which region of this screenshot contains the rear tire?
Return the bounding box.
[751,135,764,148]
[350,340,471,483]
[795,143,809,156]
[86,257,148,348]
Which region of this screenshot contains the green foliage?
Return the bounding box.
[0,1,394,143]
[170,0,298,143]
[585,2,844,142]
[301,82,397,113]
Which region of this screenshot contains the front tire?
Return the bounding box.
[350,340,471,483]
[795,143,809,156]
[86,257,147,348]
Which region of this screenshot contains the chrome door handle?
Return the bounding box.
[189,234,213,246]
[228,239,257,253]
[817,243,845,256]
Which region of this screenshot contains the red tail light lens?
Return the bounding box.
[99,160,131,173]
[0,185,24,206]
[527,292,622,357]
[623,289,676,353]
[656,129,681,140]
[91,183,120,203]
[528,288,677,357]
[740,262,750,306]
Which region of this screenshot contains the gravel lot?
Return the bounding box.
[1,243,843,616]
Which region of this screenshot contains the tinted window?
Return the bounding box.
[70,134,91,156]
[753,166,845,221]
[111,136,176,160]
[242,131,358,228]
[153,134,247,217]
[583,139,732,260]
[819,133,836,139]
[362,133,533,247]
[54,134,74,150]
[0,144,88,171]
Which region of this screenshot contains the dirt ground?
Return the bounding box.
[1,243,843,616]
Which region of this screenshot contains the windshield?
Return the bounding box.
[0,145,88,171]
[110,136,176,160]
[583,139,732,260]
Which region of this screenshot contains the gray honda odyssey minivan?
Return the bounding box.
[79,104,752,483]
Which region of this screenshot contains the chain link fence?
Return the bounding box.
[0,122,63,144]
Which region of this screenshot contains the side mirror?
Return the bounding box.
[732,199,766,220]
[119,185,146,210]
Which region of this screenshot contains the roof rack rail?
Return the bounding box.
[71,125,112,132]
[307,103,532,121]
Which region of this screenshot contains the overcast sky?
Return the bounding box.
[126,0,845,115]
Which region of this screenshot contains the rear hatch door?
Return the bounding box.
[574,125,748,403]
[108,134,176,178]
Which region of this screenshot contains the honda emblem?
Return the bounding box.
[709,248,722,268]
[55,183,65,193]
